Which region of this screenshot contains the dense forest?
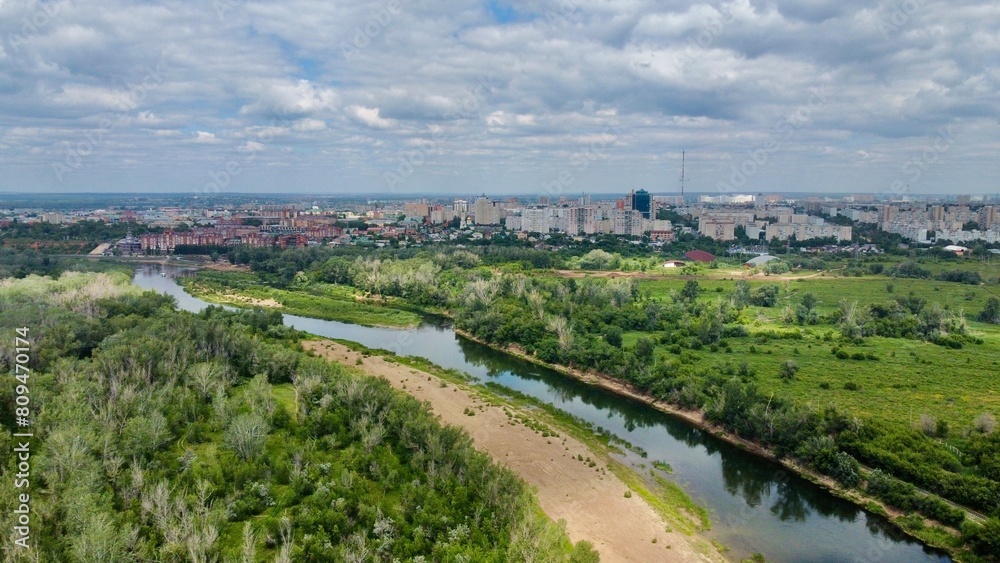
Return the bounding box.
[0,270,596,561]
[209,245,1000,558]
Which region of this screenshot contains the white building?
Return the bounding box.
[936,228,1000,244]
[612,209,645,237]
[521,207,551,233]
[764,223,852,242]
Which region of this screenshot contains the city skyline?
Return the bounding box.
[1,1,998,195]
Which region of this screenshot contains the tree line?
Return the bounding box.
[0,270,597,562]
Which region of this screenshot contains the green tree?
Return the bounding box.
[603,326,623,348]
[579,249,619,270]
[634,336,655,363]
[730,279,751,308]
[680,280,700,303]
[224,413,269,461]
[569,540,601,563]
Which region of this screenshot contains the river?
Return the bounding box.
[133,265,951,563]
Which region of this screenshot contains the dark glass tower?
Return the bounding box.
[633,189,651,219]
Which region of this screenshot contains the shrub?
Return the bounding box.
[979,297,1000,324]
[937,270,982,285]
[964,518,1000,558]
[779,360,799,381]
[764,261,790,275]
[750,285,780,307]
[974,413,997,434]
[225,414,269,461]
[918,414,936,436]
[604,326,624,348]
[890,262,931,279]
[829,452,862,488]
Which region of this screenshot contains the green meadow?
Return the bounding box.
[632,272,1000,431]
[181,270,422,328]
[623,325,1000,431]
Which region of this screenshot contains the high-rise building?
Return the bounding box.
[565,206,602,235]
[980,206,997,230]
[881,205,898,225]
[474,196,501,225]
[521,207,550,233]
[404,201,431,219]
[929,205,945,222]
[613,209,645,237]
[698,218,736,241]
[633,189,651,219]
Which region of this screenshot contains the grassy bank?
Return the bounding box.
[179,270,422,328]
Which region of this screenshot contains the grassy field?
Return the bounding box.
[639,272,999,317]
[621,273,1000,432]
[655,330,1000,430]
[181,271,422,328]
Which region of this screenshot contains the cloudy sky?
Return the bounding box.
[1,0,998,197]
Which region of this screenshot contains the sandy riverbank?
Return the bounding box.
[303,339,724,563]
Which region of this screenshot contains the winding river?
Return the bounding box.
[134,265,950,563]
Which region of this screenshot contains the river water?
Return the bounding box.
[134,265,950,563]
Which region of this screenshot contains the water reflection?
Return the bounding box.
[133,266,951,563]
[721,454,772,509]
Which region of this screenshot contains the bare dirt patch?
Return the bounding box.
[553,269,655,279]
[218,292,281,308]
[304,339,723,563]
[200,260,251,273]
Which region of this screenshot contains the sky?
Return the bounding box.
[0,0,998,197]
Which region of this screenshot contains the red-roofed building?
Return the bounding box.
[684,250,715,263]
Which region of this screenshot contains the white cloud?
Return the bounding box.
[349,106,394,129]
[239,79,339,118]
[0,0,997,194]
[292,118,327,132]
[239,141,265,152]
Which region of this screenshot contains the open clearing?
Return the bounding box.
[304,339,723,563]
